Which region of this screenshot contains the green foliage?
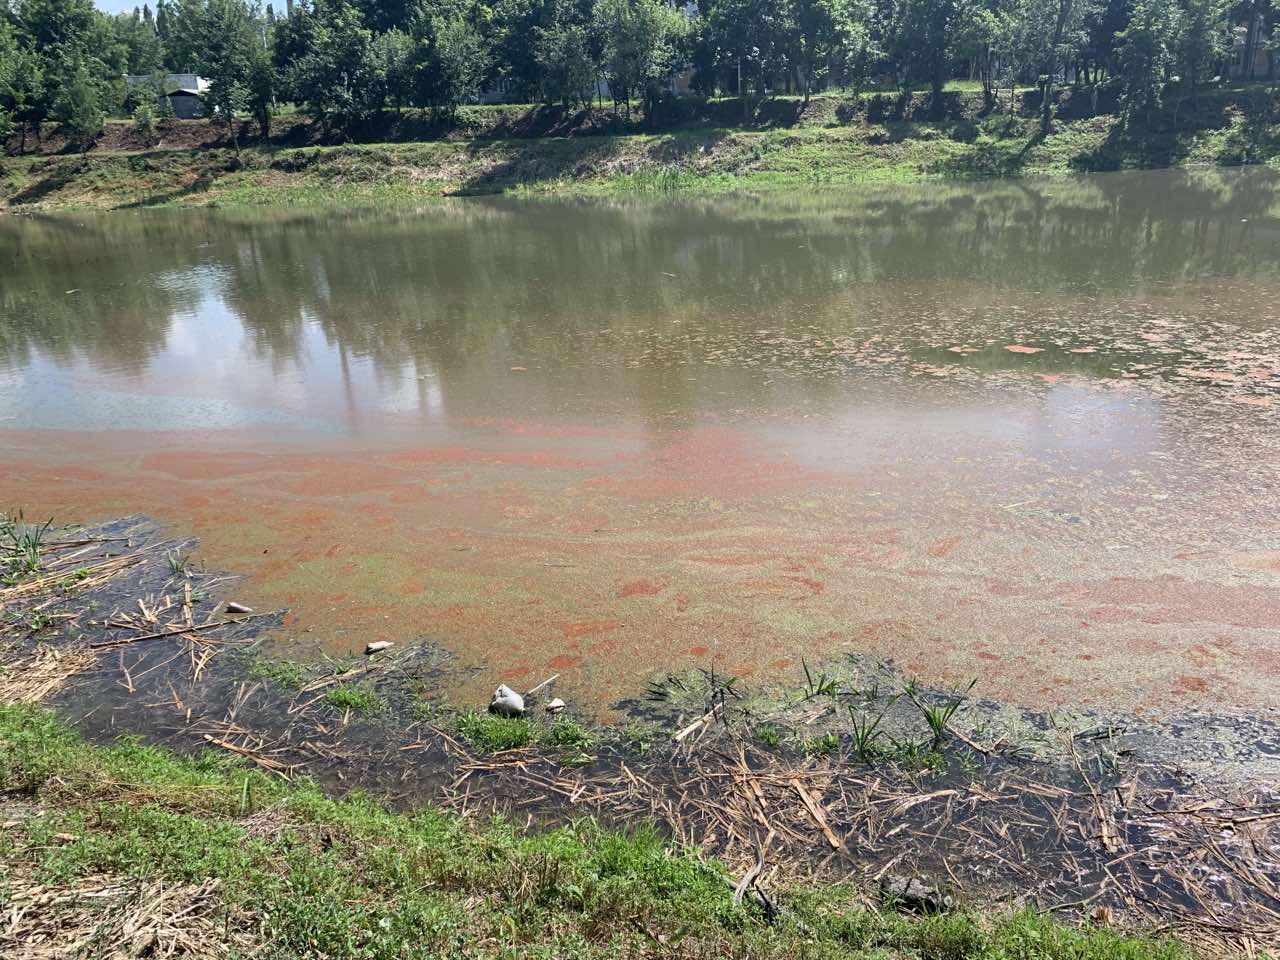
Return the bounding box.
[51,59,106,150]
[533,20,599,109]
[848,706,887,761]
[4,515,53,581]
[755,723,781,748]
[804,731,840,755]
[286,0,384,134]
[246,656,308,689]
[594,0,688,115]
[0,703,1211,960]
[801,658,841,699]
[457,710,535,751]
[885,0,972,102]
[1117,0,1179,123]
[2,0,1261,144]
[324,683,385,714]
[409,5,490,118]
[547,716,595,749]
[903,676,976,746]
[375,27,415,112]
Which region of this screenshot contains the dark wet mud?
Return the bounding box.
[3,517,1278,952]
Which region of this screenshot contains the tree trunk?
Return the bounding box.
[739,57,747,123]
[1042,0,1074,131]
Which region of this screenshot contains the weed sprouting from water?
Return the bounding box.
[848,706,888,762]
[801,658,841,700]
[621,722,658,754]
[458,711,534,752]
[905,677,977,747]
[755,724,781,749]
[165,549,190,579]
[548,717,594,750]
[3,514,53,582]
[804,732,840,757]
[324,684,384,715]
[246,656,308,690]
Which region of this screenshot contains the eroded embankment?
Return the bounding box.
[3,87,1280,209]
[1,516,1278,954]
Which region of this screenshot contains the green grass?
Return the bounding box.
[804,732,841,757]
[324,683,385,714]
[0,703,1196,960]
[457,710,536,751]
[246,655,309,690]
[2,513,53,583]
[5,88,1279,210]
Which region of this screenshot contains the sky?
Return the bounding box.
[96,0,153,15]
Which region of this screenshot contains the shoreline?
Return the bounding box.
[3,90,1279,210]
[2,514,1278,956]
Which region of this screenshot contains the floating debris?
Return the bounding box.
[880,875,952,914]
[489,684,525,717]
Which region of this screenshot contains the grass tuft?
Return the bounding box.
[457,710,535,752]
[324,684,384,714]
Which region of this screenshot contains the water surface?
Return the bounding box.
[3,168,1280,715]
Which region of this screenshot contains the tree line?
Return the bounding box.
[1,0,1274,150]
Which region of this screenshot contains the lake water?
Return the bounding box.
[3,167,1280,716]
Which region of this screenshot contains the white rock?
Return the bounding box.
[364,641,394,655]
[489,684,525,717]
[545,698,566,713]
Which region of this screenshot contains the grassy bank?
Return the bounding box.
[3,88,1278,209]
[0,702,1195,959]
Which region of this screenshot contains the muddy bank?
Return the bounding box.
[2,515,1278,952]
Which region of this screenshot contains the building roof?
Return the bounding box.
[124,73,210,96]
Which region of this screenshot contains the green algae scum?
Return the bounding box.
[3,168,1280,956]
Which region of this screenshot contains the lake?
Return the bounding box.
[3,167,1279,717]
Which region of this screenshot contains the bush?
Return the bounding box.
[133,100,157,138]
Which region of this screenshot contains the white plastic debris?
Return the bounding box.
[225,602,252,614]
[545,698,566,713]
[364,641,394,655]
[489,684,526,717]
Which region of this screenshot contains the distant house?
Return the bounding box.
[1229,14,1274,80]
[124,73,211,119]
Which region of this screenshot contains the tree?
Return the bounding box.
[1,39,45,152]
[594,0,686,117]
[1012,0,1099,130]
[409,3,490,118]
[376,27,415,112]
[826,0,880,100]
[957,0,1015,111]
[0,19,19,145]
[51,57,105,149]
[288,0,384,134]
[533,20,600,108]
[1174,0,1227,97]
[1233,0,1277,81]
[786,0,840,103]
[112,8,165,73]
[884,0,973,114]
[704,0,783,119]
[196,0,255,153]
[1115,0,1177,124]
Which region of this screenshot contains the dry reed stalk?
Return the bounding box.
[0,868,258,959]
[0,644,96,705]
